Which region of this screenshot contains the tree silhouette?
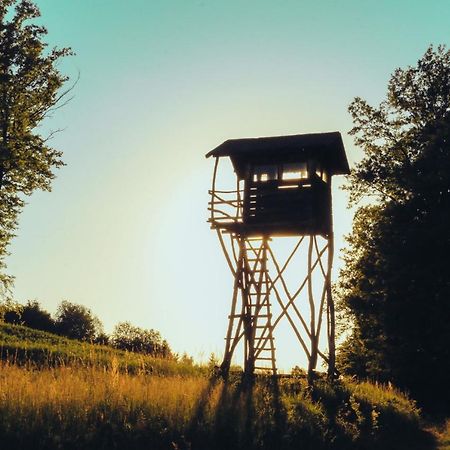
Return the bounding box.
[338,45,450,412]
[55,300,103,341]
[21,300,55,332]
[111,321,172,358]
[0,0,72,288]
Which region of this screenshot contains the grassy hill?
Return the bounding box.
[0,322,441,450]
[0,322,203,376]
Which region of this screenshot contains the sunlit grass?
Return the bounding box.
[0,362,432,450]
[0,362,209,449]
[0,323,435,449]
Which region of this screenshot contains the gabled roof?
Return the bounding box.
[206,131,350,177]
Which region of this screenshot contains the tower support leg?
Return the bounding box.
[220,236,277,377]
[218,233,336,381]
[326,233,336,379]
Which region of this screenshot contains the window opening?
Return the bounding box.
[253,164,278,182]
[282,162,308,180]
[315,166,328,183]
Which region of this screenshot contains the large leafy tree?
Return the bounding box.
[55,300,103,341]
[0,0,72,288]
[337,45,450,412]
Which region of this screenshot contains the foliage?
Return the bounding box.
[55,300,103,341]
[345,45,450,207]
[20,300,55,332]
[111,321,172,358]
[0,0,72,289]
[0,297,22,323]
[338,45,450,412]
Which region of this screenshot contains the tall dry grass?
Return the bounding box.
[0,360,433,450]
[0,360,213,449]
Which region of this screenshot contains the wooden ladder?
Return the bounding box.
[243,237,277,375]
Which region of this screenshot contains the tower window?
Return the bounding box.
[253,164,278,182]
[315,166,328,183]
[282,162,308,180]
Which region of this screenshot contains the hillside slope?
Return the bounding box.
[0,322,201,376]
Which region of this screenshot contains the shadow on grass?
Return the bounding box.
[185,373,438,450]
[185,373,288,450]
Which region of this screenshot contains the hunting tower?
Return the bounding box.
[206,132,349,379]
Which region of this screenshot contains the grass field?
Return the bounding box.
[0,323,441,450]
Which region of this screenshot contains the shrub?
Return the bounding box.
[55,300,103,341]
[21,301,55,333]
[111,322,172,358]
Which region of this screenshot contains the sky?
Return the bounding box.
[5,0,450,370]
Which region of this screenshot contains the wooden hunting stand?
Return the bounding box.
[206,132,349,380]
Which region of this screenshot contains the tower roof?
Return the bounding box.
[206,131,350,178]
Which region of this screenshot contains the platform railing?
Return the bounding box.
[208,189,244,229]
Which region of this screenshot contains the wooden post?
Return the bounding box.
[307,235,318,384]
[326,232,336,379]
[220,242,244,377]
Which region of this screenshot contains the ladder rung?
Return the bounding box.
[255,357,274,361]
[227,314,271,318]
[254,366,276,371]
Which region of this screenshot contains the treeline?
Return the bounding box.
[336,45,450,414]
[0,299,172,359]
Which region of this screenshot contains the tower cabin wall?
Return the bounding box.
[242,159,331,237]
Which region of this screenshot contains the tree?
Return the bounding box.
[337,45,450,412]
[0,299,55,332]
[0,0,72,289]
[20,300,54,332]
[111,321,172,358]
[55,300,103,341]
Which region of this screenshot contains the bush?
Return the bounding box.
[111,322,172,358]
[55,300,103,341]
[21,301,55,333]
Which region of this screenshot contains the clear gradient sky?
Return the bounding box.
[6,0,450,369]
